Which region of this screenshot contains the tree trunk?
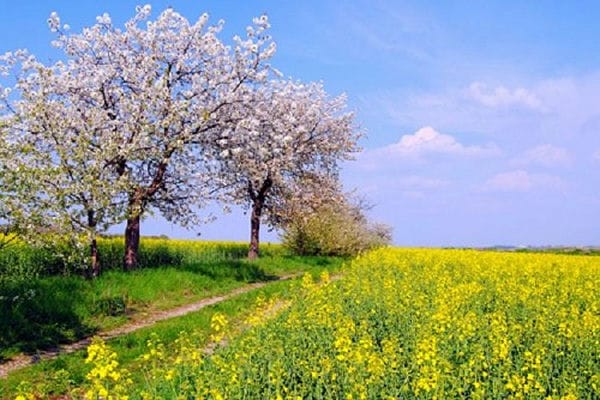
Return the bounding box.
[90,237,100,278]
[248,198,263,260]
[87,210,100,278]
[248,177,272,260]
[120,162,166,270]
[124,214,141,270]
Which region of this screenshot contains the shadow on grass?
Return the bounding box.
[0,277,95,360]
[178,254,344,283]
[180,259,279,283]
[0,254,340,360]
[0,258,276,359]
[284,255,344,266]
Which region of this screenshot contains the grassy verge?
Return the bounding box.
[0,264,340,399]
[0,252,344,360]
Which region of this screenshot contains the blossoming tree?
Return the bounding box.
[212,79,361,259]
[0,48,131,276]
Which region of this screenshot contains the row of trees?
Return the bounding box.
[0,6,365,276]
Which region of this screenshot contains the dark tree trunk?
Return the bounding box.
[87,210,100,278]
[248,198,263,260]
[90,237,100,278]
[248,177,272,260]
[120,162,167,271]
[124,214,141,270]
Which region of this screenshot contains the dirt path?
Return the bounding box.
[0,273,303,378]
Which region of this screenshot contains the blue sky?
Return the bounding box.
[2,1,600,247]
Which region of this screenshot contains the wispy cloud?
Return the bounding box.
[391,176,451,199]
[346,174,451,201]
[361,72,600,143]
[467,82,545,111]
[393,175,450,190]
[329,1,439,62]
[510,144,572,168]
[482,170,566,192]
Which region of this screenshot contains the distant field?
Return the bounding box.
[491,246,600,256]
[5,248,599,399]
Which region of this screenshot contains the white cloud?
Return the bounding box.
[593,149,600,162]
[467,82,544,111]
[381,126,500,158]
[511,144,572,168]
[483,170,566,192]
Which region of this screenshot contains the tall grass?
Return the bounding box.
[0,236,283,280]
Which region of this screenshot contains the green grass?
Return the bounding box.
[0,236,344,397]
[0,240,343,358]
[0,264,341,399]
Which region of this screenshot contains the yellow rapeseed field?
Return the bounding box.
[42,248,599,399]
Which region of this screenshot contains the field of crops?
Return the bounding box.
[41,248,598,399]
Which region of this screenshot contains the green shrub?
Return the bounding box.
[281,198,392,257]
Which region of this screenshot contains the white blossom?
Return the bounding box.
[47,11,60,32]
[1,5,278,268]
[96,13,112,25]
